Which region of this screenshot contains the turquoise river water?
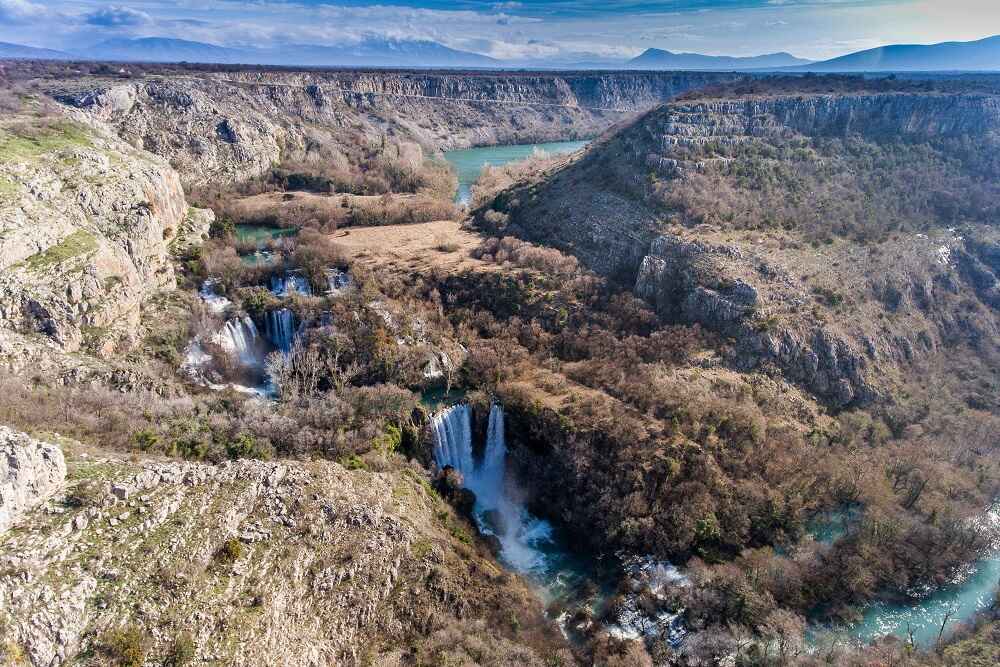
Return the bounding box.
[443,140,589,204]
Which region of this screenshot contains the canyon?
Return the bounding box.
[479,88,1000,406]
[49,69,735,186]
[1,64,999,666]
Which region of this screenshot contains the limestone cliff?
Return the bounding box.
[52,71,735,187]
[0,108,210,357]
[0,427,66,535]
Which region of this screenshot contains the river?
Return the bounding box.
[839,504,1000,647]
[443,140,589,204]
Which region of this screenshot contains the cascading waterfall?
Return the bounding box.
[326,268,352,294]
[431,403,475,476]
[431,403,551,574]
[213,315,262,367]
[199,279,231,313]
[430,403,689,646]
[265,308,296,355]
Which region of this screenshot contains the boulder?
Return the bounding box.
[0,426,66,533]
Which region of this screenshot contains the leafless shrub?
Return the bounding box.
[474,236,579,276]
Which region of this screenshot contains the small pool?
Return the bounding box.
[234,225,297,246]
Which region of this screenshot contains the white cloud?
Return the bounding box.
[0,0,47,23]
[84,6,152,28]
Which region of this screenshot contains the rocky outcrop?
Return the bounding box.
[635,235,760,328]
[957,238,1000,309]
[0,111,204,356]
[52,71,735,186]
[633,233,877,404]
[654,94,1000,147]
[218,69,735,112]
[0,435,560,666]
[0,427,66,534]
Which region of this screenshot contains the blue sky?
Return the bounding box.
[1,1,998,62]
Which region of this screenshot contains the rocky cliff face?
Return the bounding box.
[51,71,734,186]
[217,69,735,112]
[0,109,209,357]
[480,91,1000,406]
[633,233,879,404]
[654,93,1000,143]
[0,427,66,535]
[0,431,562,666]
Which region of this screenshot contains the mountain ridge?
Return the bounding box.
[798,34,1000,71]
[628,48,810,70]
[3,34,1000,72]
[0,41,72,60]
[74,36,499,68]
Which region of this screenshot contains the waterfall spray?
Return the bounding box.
[429,404,688,643]
[326,268,352,294]
[430,403,548,573]
[270,272,312,297]
[199,279,232,313]
[213,316,262,367]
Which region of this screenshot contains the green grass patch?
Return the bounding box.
[0,176,17,201]
[25,230,98,272]
[411,538,433,559]
[0,121,92,160]
[338,454,368,471]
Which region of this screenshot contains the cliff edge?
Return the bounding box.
[0,105,211,358]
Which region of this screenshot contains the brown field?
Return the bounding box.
[332,219,488,273]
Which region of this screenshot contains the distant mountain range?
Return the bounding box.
[80,37,499,68]
[0,41,73,60]
[1,34,1000,72]
[791,35,1000,72]
[82,38,242,64]
[0,36,497,69]
[628,49,810,70]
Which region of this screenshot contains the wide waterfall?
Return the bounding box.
[265,308,296,355]
[270,272,311,297]
[213,316,262,367]
[430,403,475,475]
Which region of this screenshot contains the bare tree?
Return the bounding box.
[936,604,957,648]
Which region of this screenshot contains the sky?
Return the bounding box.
[1,0,999,63]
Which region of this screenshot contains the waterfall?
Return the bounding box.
[326,268,352,294]
[430,403,548,573]
[429,402,688,644]
[475,404,507,509]
[265,308,296,355]
[211,316,262,367]
[270,272,311,297]
[199,279,231,313]
[180,339,212,380]
[431,403,475,476]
